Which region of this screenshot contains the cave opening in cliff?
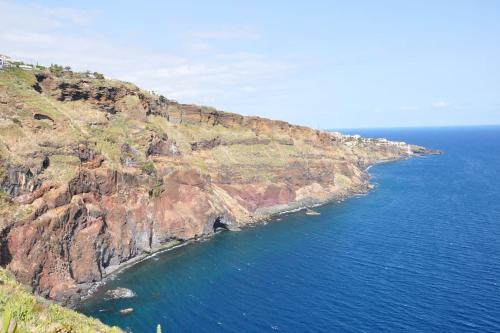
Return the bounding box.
[213,217,229,232]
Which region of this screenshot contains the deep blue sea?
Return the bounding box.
[80,126,500,332]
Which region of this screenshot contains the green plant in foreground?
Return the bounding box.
[0,268,121,332]
[1,310,18,333]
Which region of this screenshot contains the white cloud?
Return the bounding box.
[432,101,450,108]
[131,55,292,103]
[0,1,294,110]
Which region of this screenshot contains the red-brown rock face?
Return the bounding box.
[0,69,438,305]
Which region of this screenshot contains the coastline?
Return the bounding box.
[75,160,392,307]
[77,151,443,307]
[0,64,444,331]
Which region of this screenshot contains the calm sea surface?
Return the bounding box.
[80,126,500,332]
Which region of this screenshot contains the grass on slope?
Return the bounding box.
[0,269,121,333]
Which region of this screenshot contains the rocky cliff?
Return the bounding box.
[0,67,436,306]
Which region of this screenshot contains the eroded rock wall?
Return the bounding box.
[0,69,437,305]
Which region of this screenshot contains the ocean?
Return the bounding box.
[79,126,500,332]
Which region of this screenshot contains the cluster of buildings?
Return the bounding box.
[340,133,410,151]
[0,54,11,69]
[0,54,100,79]
[0,54,37,70]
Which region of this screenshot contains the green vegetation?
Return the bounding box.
[334,174,353,189]
[44,155,81,184]
[1,309,18,333]
[141,160,156,175]
[49,64,64,75]
[0,269,121,333]
[0,189,15,226]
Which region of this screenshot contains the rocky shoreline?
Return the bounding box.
[82,193,358,301]
[0,67,439,307]
[76,159,402,306]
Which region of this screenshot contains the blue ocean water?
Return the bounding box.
[80,126,500,332]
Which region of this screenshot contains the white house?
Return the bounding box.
[0,54,12,69]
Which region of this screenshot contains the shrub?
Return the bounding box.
[141,160,156,175]
[49,64,63,75]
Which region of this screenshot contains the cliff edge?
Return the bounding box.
[0,66,437,306]
[0,267,120,332]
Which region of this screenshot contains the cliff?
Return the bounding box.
[0,66,436,307]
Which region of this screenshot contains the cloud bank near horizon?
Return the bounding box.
[0,1,296,114]
[1,0,499,128]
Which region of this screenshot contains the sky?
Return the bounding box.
[1,0,499,129]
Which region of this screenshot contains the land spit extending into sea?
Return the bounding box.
[82,127,500,333]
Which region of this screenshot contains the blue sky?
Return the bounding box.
[1,0,499,128]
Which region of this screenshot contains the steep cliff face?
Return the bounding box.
[0,68,436,305]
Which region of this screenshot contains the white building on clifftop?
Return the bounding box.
[0,54,12,69]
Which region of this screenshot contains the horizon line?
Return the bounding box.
[331,123,500,131]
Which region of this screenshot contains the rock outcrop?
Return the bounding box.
[0,67,439,306]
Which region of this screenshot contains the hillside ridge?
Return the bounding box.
[0,65,437,308]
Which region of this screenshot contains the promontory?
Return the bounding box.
[0,63,436,317]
